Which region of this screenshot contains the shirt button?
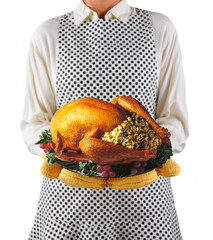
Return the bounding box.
[108,12,112,18]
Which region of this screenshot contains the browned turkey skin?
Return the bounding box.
[50,96,170,165]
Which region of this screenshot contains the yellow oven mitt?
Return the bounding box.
[40,153,180,190]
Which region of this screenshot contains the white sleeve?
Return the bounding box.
[19,22,57,157]
[151,12,190,154]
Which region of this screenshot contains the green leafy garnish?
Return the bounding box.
[56,159,97,177]
[148,144,173,169]
[54,159,80,171]
[35,130,52,144]
[81,160,98,177]
[79,161,87,174]
[46,148,56,164]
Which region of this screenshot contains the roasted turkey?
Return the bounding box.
[50,96,171,165]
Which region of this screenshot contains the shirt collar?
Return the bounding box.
[73,0,132,26]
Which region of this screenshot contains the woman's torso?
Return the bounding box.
[29,7,182,240]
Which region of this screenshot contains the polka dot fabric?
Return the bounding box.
[29,176,181,240]
[29,8,183,240]
[56,8,158,119]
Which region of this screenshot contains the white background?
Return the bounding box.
[0,0,213,239]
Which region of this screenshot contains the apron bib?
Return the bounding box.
[56,8,158,119]
[29,8,182,240]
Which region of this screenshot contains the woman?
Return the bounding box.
[20,0,189,239]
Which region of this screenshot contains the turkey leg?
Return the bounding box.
[79,135,156,165]
[54,128,156,165]
[111,96,171,139]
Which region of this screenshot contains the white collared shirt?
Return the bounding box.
[20,0,190,157]
[73,0,133,25]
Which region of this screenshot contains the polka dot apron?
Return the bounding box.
[29,8,183,240]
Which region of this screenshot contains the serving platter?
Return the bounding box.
[55,159,154,178]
